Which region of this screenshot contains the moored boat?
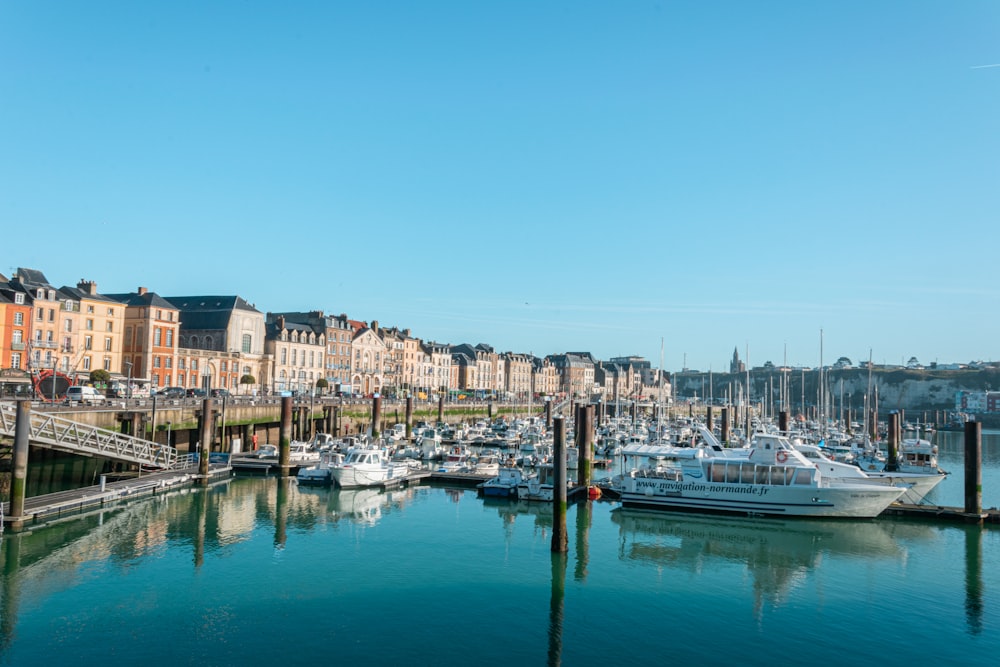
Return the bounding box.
[330,447,410,488]
[618,435,905,519]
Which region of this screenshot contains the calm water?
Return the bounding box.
[1,430,999,666]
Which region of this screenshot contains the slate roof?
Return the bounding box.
[105,290,179,309]
[165,295,259,330]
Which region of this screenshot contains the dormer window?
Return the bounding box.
[14,293,24,304]
[36,289,45,299]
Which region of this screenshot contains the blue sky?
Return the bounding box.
[2,1,998,371]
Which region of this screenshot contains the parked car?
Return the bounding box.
[210,388,230,398]
[158,386,186,398]
[65,386,104,404]
[186,388,207,398]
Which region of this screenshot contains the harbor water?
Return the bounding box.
[1,429,999,665]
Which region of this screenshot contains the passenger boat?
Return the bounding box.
[296,450,345,485]
[617,434,905,518]
[329,447,410,488]
[851,437,948,502]
[517,463,561,502]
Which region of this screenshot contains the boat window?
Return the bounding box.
[794,469,812,485]
[755,466,769,485]
[771,466,786,485]
[740,464,755,484]
[709,462,724,483]
[724,463,740,483]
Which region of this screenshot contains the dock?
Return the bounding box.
[2,463,233,529]
[882,503,1000,524]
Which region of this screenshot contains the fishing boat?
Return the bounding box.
[329,447,410,488]
[480,466,523,498]
[617,434,905,519]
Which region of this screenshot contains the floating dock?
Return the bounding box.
[2,463,233,530]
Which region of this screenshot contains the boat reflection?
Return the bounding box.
[611,509,926,617]
[296,486,416,527]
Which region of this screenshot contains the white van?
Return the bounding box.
[66,386,104,404]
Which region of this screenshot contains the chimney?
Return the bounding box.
[371,320,379,333]
[138,286,148,296]
[278,315,286,329]
[77,280,97,295]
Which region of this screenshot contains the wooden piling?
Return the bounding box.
[279,396,292,476]
[579,405,594,489]
[720,407,730,444]
[779,410,789,435]
[8,400,31,526]
[437,396,444,424]
[551,417,568,553]
[371,395,382,439]
[545,399,552,430]
[405,396,414,439]
[198,398,214,482]
[706,405,713,431]
[965,420,982,515]
[887,412,900,471]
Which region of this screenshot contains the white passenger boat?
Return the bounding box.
[296,450,345,485]
[617,434,905,518]
[329,447,410,488]
[851,437,948,503]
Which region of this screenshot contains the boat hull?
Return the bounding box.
[619,475,903,518]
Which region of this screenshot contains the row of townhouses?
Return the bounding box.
[0,267,670,402]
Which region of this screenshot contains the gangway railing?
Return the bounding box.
[0,401,180,469]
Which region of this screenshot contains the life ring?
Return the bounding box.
[776,451,788,463]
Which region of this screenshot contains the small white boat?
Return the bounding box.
[438,445,471,473]
[330,447,410,488]
[297,451,345,485]
[480,466,524,499]
[517,464,564,502]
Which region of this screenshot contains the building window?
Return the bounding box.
[154,356,161,368]
[12,330,22,344]
[103,357,112,371]
[105,337,112,351]
[204,336,213,349]
[166,330,173,346]
[83,356,91,370]
[13,312,23,325]
[11,353,21,369]
[107,321,113,332]
[192,360,198,371]
[154,328,162,346]
[107,307,114,316]
[281,348,287,364]
[179,358,186,370]
[190,335,198,347]
[14,293,23,305]
[165,357,172,369]
[84,336,92,350]
[221,361,227,372]
[242,334,251,353]
[48,308,55,322]
[87,305,94,313]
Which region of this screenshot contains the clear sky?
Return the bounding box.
[2,2,998,372]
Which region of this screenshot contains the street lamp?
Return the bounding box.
[124,360,133,400]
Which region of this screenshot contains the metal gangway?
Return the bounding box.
[0,400,181,469]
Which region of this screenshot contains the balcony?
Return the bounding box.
[11,342,25,351]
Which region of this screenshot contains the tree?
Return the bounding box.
[835,356,852,368]
[907,356,920,368]
[89,369,111,386]
[315,378,329,395]
[239,374,256,395]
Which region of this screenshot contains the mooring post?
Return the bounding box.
[7,400,31,528]
[720,407,730,445]
[545,399,552,431]
[371,395,382,439]
[779,410,789,435]
[334,405,342,437]
[279,396,292,476]
[887,412,900,471]
[437,395,445,424]
[579,405,594,489]
[706,405,713,433]
[405,396,414,439]
[551,416,568,553]
[198,398,214,483]
[488,400,493,421]
[965,419,982,516]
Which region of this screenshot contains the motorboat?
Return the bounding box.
[517,463,566,502]
[329,447,410,488]
[480,466,523,499]
[437,445,471,473]
[617,432,905,519]
[296,450,345,485]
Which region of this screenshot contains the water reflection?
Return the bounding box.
[611,510,932,619]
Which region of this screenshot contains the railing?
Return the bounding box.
[0,401,180,469]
